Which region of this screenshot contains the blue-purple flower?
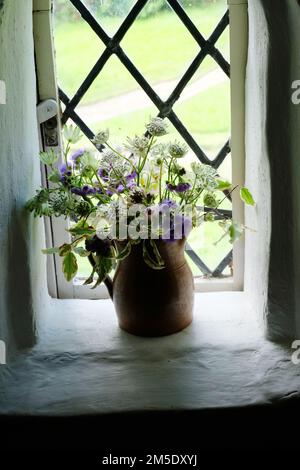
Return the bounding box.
[71,185,96,196]
[71,148,85,162]
[166,182,191,193]
[126,171,137,182]
[98,168,109,182]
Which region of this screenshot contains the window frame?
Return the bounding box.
[33,0,248,299]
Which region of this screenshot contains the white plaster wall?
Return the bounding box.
[244,0,271,332]
[245,0,300,341]
[0,0,47,361]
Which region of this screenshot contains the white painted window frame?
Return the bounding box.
[33,0,248,299]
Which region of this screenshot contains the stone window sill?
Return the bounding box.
[0,292,299,415]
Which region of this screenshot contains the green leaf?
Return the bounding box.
[229,222,244,244]
[240,187,255,206]
[62,252,78,282]
[74,247,91,257]
[42,247,59,255]
[48,169,61,183]
[216,180,231,191]
[68,226,96,236]
[59,243,72,257]
[92,256,113,289]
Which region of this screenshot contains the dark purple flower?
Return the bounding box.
[106,189,114,196]
[59,163,72,176]
[166,182,176,191]
[71,187,83,196]
[71,148,85,161]
[175,182,191,193]
[71,185,96,196]
[98,168,109,182]
[166,182,191,193]
[82,185,96,195]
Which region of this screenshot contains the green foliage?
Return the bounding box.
[240,187,255,206]
[229,222,243,244]
[89,254,113,289]
[216,180,231,191]
[68,225,96,237]
[74,247,91,257]
[62,251,78,281]
[59,243,72,257]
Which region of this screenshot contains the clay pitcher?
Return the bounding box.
[105,239,194,337]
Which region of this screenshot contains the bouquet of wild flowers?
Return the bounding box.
[27,117,254,287]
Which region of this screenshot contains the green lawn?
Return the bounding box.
[54,2,229,104]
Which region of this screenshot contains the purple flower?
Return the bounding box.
[126,171,137,182]
[98,168,109,182]
[71,185,96,196]
[71,187,83,196]
[166,183,176,191]
[82,185,96,195]
[59,163,72,176]
[166,182,191,193]
[127,180,137,190]
[106,189,114,196]
[175,182,191,193]
[71,148,85,161]
[117,184,125,193]
[160,199,177,209]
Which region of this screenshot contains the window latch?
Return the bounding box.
[37,99,60,147]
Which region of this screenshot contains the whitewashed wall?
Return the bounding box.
[0,0,47,361]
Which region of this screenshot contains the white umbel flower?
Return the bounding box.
[191,162,218,191]
[146,117,168,136]
[92,129,109,146]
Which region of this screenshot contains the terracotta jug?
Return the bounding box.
[104,239,194,337]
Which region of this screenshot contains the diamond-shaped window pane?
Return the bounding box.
[84,0,138,36]
[53,3,105,99]
[121,0,200,100]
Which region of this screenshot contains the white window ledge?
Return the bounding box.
[0,292,299,415]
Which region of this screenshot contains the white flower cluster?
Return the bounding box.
[126,135,150,154]
[146,117,168,136]
[168,141,188,159]
[92,129,109,146]
[99,149,130,174]
[191,162,218,191]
